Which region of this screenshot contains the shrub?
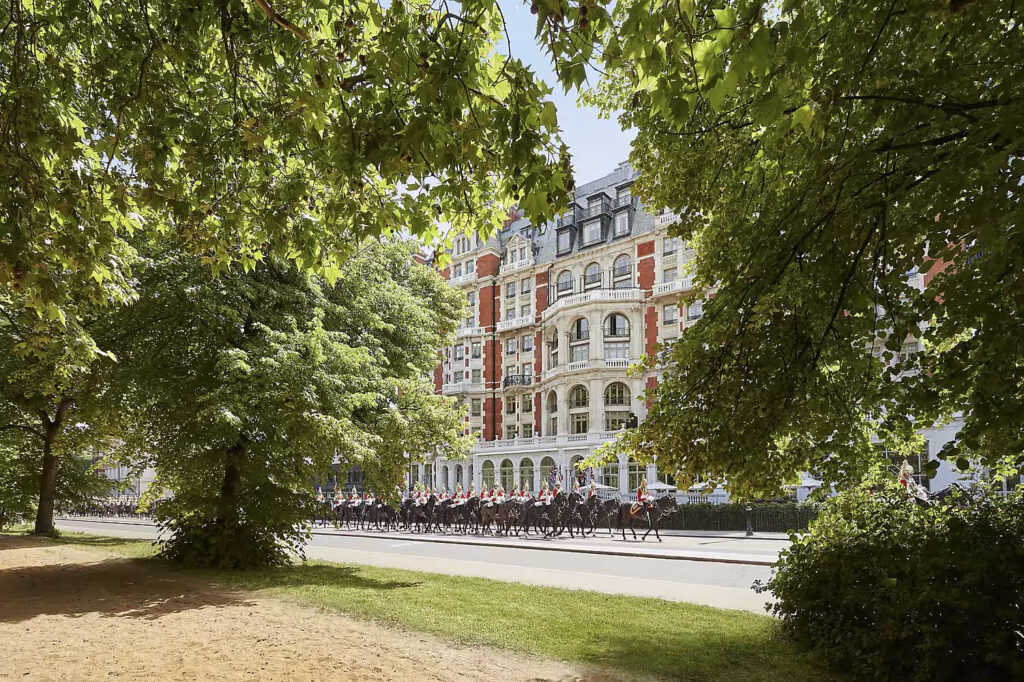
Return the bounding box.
[758,473,1024,681]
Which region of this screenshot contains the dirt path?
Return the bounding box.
[0,537,620,681]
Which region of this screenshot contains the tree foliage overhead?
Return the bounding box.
[555,0,1023,495]
[117,240,468,567]
[1,0,571,325]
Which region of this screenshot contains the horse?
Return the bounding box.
[617,494,679,541]
[408,493,439,532]
[586,496,619,536]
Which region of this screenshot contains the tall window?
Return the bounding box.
[471,342,481,359]
[520,458,534,487]
[481,460,495,487]
[568,385,589,408]
[506,398,516,414]
[467,291,476,306]
[571,317,590,341]
[604,342,628,360]
[471,369,482,383]
[540,456,556,485]
[522,422,533,439]
[521,394,532,412]
[663,267,677,283]
[522,334,533,352]
[570,412,589,434]
[506,282,516,298]
[602,461,620,489]
[583,221,601,244]
[628,459,645,491]
[584,262,601,288]
[613,254,632,278]
[520,303,530,317]
[687,300,703,320]
[548,330,559,367]
[505,424,517,439]
[557,270,573,293]
[500,460,515,489]
[521,278,531,294]
[663,304,679,325]
[454,263,462,277]
[614,211,629,236]
[605,313,629,338]
[557,230,571,253]
[471,399,481,417]
[505,338,516,354]
[604,382,630,406]
[663,237,677,256]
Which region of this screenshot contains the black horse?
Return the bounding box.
[617,494,679,541]
[586,496,619,536]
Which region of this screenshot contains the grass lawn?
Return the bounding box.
[5,529,835,681]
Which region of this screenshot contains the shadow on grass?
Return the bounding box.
[215,562,423,592]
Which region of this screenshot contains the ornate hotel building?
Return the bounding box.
[412,162,700,500]
[409,161,982,501]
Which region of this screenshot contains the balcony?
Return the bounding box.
[502,374,534,388]
[497,315,532,333]
[652,279,686,296]
[473,430,621,453]
[441,381,483,395]
[655,211,680,227]
[542,287,643,321]
[449,272,476,286]
[456,326,486,339]
[541,357,634,381]
[503,256,535,274]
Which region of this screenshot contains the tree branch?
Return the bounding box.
[251,0,308,41]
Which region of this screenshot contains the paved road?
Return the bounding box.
[56,518,780,613]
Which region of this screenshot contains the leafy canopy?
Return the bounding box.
[1,0,571,328]
[115,240,468,567]
[559,0,1024,495]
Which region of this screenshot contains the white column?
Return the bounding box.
[618,453,630,496]
[589,377,603,433]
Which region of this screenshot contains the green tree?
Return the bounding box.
[564,0,1023,496]
[1,0,571,340]
[0,292,129,532]
[116,241,467,567]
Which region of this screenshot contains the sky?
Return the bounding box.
[499,3,636,185]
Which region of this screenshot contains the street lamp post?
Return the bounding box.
[745,503,754,537]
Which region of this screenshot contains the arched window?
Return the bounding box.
[441,465,449,489]
[604,382,630,406]
[569,385,589,409]
[557,270,573,293]
[613,255,632,277]
[571,317,590,342]
[519,458,534,491]
[548,329,559,367]
[584,262,601,288]
[481,460,495,488]
[570,455,587,487]
[546,390,558,436]
[500,459,515,489]
[540,456,556,486]
[604,313,630,338]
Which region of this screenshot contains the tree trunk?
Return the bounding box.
[216,443,245,526]
[33,399,71,535]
